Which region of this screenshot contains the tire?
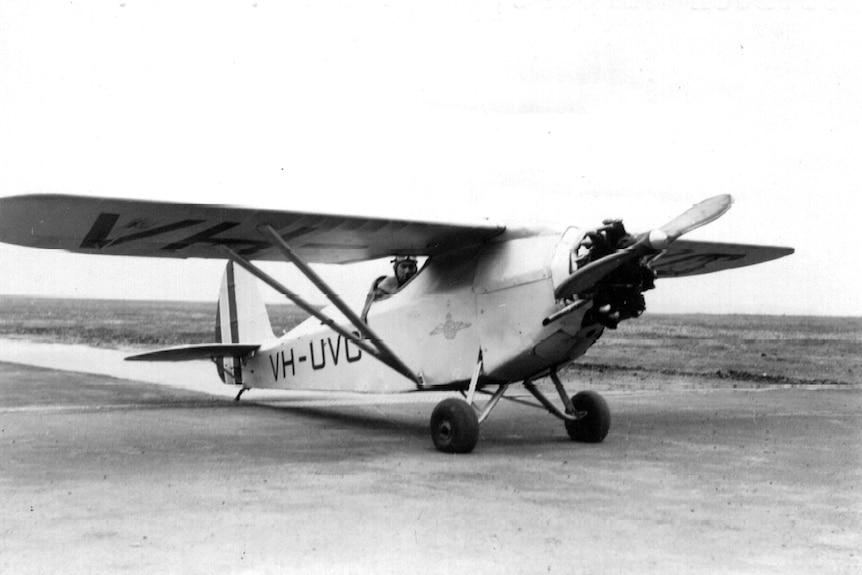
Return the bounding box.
[565,390,611,443]
[430,398,480,454]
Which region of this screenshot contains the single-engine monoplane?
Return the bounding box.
[0,194,793,452]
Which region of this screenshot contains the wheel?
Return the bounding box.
[430,398,480,454]
[565,390,611,443]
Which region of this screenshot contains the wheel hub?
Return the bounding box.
[436,420,453,440]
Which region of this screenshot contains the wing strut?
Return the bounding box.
[256,225,422,386]
[257,225,374,339]
[218,242,424,388]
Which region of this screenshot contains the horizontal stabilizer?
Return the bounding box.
[125,343,260,362]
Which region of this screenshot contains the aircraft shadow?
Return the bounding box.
[243,399,590,453]
[242,400,430,438]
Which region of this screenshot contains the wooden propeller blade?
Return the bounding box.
[659,194,733,241]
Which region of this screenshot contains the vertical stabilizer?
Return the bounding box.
[215,261,274,384]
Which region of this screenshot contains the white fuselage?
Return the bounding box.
[244,227,604,393]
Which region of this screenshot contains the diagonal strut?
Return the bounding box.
[217,242,423,387]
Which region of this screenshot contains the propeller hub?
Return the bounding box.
[647,229,669,250]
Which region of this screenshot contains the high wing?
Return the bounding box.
[650,239,794,278]
[0,194,505,263]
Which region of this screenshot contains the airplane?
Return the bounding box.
[0,193,793,453]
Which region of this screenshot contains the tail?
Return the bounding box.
[126,262,273,389]
[215,261,274,384]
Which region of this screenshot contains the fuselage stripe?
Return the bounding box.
[226,261,242,384]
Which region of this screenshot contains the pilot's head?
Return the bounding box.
[392,255,418,286]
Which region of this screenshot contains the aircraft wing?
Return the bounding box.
[0,194,505,263]
[650,239,794,278]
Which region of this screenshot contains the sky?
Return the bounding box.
[0,1,859,316]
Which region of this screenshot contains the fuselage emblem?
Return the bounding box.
[430,313,471,340]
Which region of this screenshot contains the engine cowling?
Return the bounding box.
[573,220,656,330]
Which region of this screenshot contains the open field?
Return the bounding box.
[1,295,859,387]
[573,313,862,389]
[0,295,309,348]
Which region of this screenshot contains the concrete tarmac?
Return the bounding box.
[1,361,860,574]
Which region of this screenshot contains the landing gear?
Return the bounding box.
[564,390,610,443]
[523,370,611,444]
[430,398,480,454]
[427,368,611,452]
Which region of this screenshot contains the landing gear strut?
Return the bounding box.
[523,371,611,443]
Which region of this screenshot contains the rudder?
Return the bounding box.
[215,261,274,384]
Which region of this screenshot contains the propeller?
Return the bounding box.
[657,193,734,242]
[554,194,734,300]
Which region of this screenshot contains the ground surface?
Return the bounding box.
[1,303,859,573]
[1,361,859,574]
